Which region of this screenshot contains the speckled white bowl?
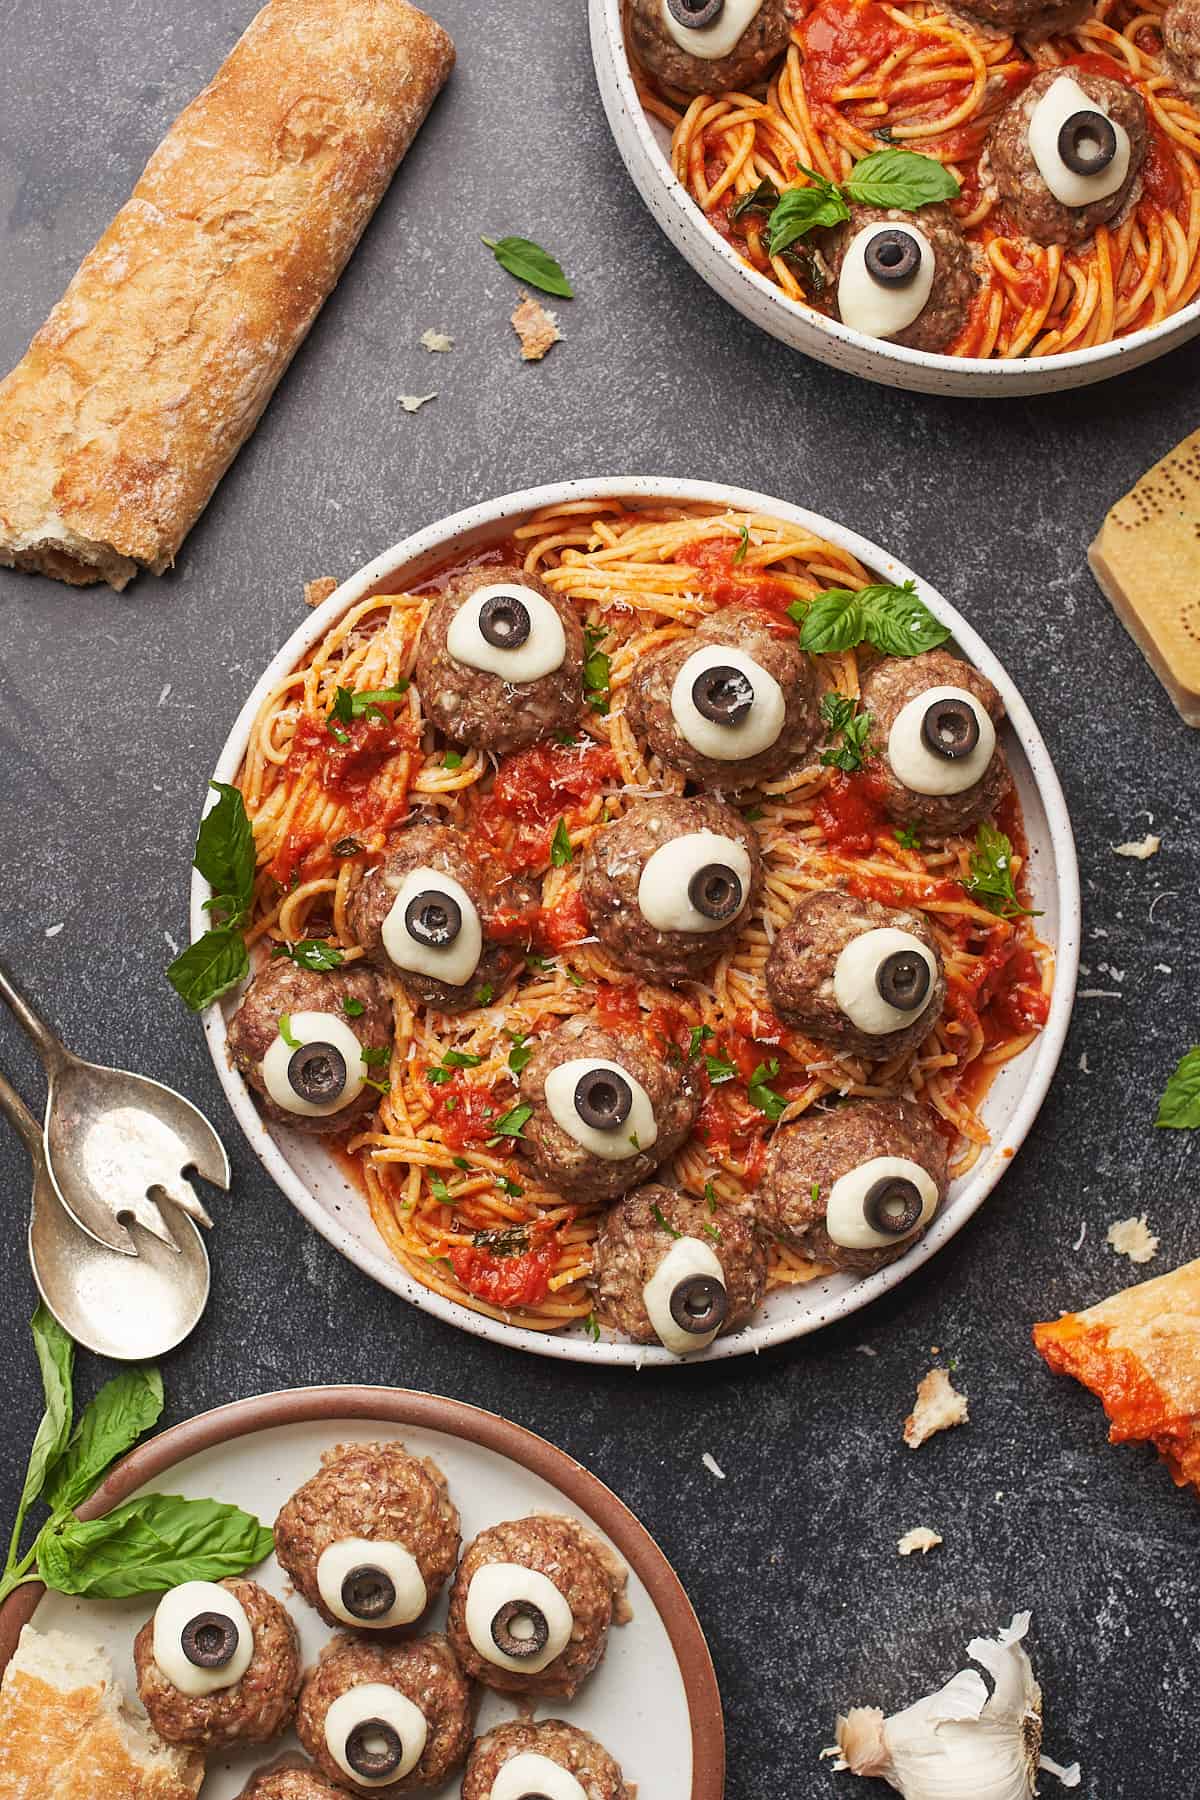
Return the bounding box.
[195,477,1080,1365]
[590,0,1200,395]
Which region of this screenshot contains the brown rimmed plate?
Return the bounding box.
[0,1385,724,1798]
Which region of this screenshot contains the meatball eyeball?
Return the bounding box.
[951,0,1087,35]
[415,564,584,754]
[580,794,763,982]
[595,1183,767,1354]
[227,960,394,1136]
[828,204,977,353]
[985,69,1146,246]
[237,1758,347,1800]
[463,1719,631,1800]
[626,0,793,97]
[858,648,1010,836]
[348,824,537,1012]
[1165,0,1200,96]
[766,890,946,1063]
[760,1096,949,1274]
[624,603,820,791]
[446,1516,626,1698]
[134,1578,301,1751]
[295,1634,472,1796]
[517,1014,701,1203]
[274,1440,460,1632]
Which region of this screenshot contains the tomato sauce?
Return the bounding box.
[450,1237,559,1310]
[476,743,618,873]
[802,0,909,104]
[815,772,889,852]
[683,538,798,623]
[595,983,643,1028]
[537,889,592,951]
[424,1077,501,1152]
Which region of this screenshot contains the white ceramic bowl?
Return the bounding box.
[194,477,1080,1365]
[589,0,1200,396]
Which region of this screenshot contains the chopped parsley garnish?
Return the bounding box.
[629,1131,641,1151]
[704,1051,737,1085]
[819,692,874,774]
[497,1174,525,1197]
[895,824,922,850]
[583,624,612,715]
[688,1023,715,1061]
[565,969,587,989]
[452,1155,471,1170]
[362,1075,391,1096]
[584,1311,601,1342]
[342,997,365,1018]
[472,1223,533,1256]
[704,1180,718,1211]
[554,731,577,746]
[487,1102,533,1145]
[550,818,573,866]
[474,982,495,1005]
[327,682,409,734]
[426,1049,484,1085]
[788,580,950,659]
[748,1059,788,1122]
[1156,1047,1200,1129]
[270,939,345,972]
[743,806,765,822]
[702,1222,723,1244]
[526,953,555,973]
[278,1014,299,1049]
[429,1173,451,1203]
[360,1045,391,1067]
[733,524,750,565]
[506,1031,533,1075]
[962,823,1041,919]
[652,1202,682,1239]
[443,750,464,770]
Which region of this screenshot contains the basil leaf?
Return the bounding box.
[819,692,874,773]
[860,582,951,657]
[487,1102,533,1144]
[767,174,850,255]
[789,590,866,654]
[1155,1047,1200,1129]
[271,939,345,972]
[962,823,1041,919]
[583,625,611,714]
[482,235,574,298]
[36,1493,273,1599]
[46,1367,163,1514]
[730,177,781,222]
[550,818,573,867]
[748,1059,788,1122]
[507,1032,533,1075]
[8,1307,74,1573]
[705,1052,737,1085]
[843,148,960,210]
[167,927,249,1012]
[343,997,365,1018]
[193,783,256,927]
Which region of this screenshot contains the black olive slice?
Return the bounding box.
[573,1066,634,1132]
[405,888,463,947]
[687,862,744,922]
[667,0,725,25]
[491,1599,550,1659]
[341,1564,398,1622]
[691,663,754,727]
[875,948,931,1013]
[668,1274,729,1335]
[287,1042,348,1105]
[180,1610,239,1670]
[863,1176,924,1236]
[1057,109,1117,176]
[864,228,922,287]
[345,1719,405,1780]
[479,591,532,651]
[920,695,980,761]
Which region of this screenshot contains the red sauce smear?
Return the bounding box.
[815,772,890,852]
[802,0,909,104]
[684,539,798,625]
[450,1237,559,1310]
[424,1077,502,1152]
[477,743,618,872]
[1033,1316,1197,1490]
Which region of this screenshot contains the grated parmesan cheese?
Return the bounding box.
[420,328,454,352]
[897,1526,942,1556]
[1112,833,1161,859]
[1106,1214,1159,1264]
[701,1451,726,1480]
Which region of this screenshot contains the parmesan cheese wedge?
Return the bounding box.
[1089,431,1200,726]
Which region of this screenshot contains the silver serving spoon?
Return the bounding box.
[0,961,230,1257]
[0,1069,211,1358]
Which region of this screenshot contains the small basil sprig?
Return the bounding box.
[2,1308,272,1605]
[819,693,874,774]
[271,939,345,973]
[962,824,1042,919]
[167,782,256,1011]
[1156,1047,1200,1129]
[483,235,573,298]
[766,152,960,256]
[788,579,950,658]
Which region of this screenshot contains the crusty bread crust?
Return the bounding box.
[0,0,455,591]
[0,1626,203,1800]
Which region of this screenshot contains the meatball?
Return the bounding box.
[517,1014,701,1203]
[463,1719,630,1800]
[415,563,584,754]
[295,1633,472,1797]
[984,68,1146,246]
[624,603,820,791]
[134,1578,301,1751]
[446,1515,625,1699]
[759,1096,949,1274]
[237,1758,346,1800]
[627,0,793,96]
[594,1182,767,1352]
[827,204,977,353]
[227,959,394,1136]
[952,0,1087,33]
[580,794,763,981]
[274,1440,460,1632]
[765,890,946,1063]
[348,823,537,1012]
[1165,0,1200,96]
[858,647,1010,836]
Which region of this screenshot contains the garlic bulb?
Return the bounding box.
[826,1613,1080,1799]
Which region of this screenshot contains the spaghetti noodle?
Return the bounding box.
[235,499,1052,1333]
[633,0,1200,356]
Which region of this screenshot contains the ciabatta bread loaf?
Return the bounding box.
[0,0,454,591]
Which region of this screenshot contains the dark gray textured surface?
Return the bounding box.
[1,2,1198,1793]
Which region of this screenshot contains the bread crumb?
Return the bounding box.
[897,1526,942,1556]
[903,1367,970,1449]
[701,1451,725,1480]
[304,577,339,609]
[1113,834,1161,859]
[1106,1214,1159,1264]
[399,392,437,414]
[511,291,562,362]
[421,328,454,352]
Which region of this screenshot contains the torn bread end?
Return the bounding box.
[903,1366,970,1449]
[511,292,562,362]
[304,576,339,609]
[0,526,138,591]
